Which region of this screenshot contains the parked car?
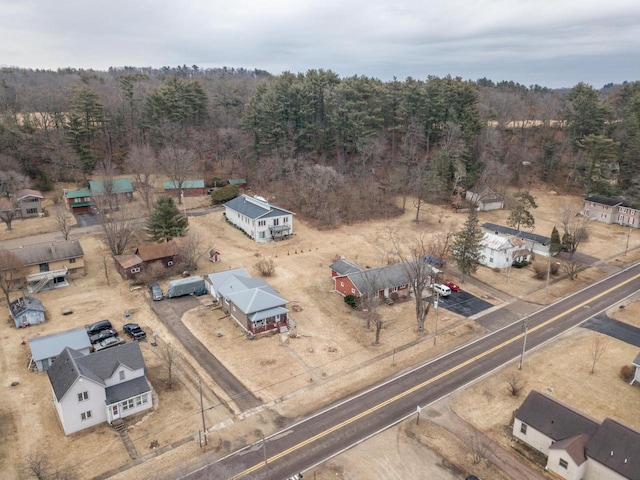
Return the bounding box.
[149,283,164,301]
[89,328,118,344]
[442,280,460,292]
[431,283,451,297]
[85,319,113,337]
[93,336,125,352]
[424,254,446,268]
[123,323,147,341]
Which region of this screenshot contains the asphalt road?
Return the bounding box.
[184,262,640,480]
[149,295,262,413]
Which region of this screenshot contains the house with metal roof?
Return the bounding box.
[513,390,640,480]
[9,239,85,293]
[632,351,640,385]
[64,188,93,214]
[163,179,205,197]
[9,296,46,328]
[224,195,294,243]
[47,342,152,435]
[481,222,551,257]
[28,328,91,371]
[478,232,531,269]
[584,195,640,228]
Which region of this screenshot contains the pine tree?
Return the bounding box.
[507,190,538,231]
[550,226,562,254]
[451,208,484,281]
[145,196,188,242]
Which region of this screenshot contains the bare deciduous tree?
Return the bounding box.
[155,341,177,389]
[0,168,29,231]
[178,230,210,271]
[504,371,526,397]
[254,257,276,277]
[93,158,120,212]
[97,203,137,256]
[53,207,74,240]
[0,249,25,304]
[158,146,198,204]
[590,336,608,374]
[23,452,76,480]
[126,143,157,211]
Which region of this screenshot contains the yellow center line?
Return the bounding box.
[229,272,640,479]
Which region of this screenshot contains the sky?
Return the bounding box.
[1,0,639,89]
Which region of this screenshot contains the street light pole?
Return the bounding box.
[518,318,528,370]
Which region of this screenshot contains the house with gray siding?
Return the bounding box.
[28,328,91,371]
[224,195,294,242]
[15,189,44,217]
[47,342,152,435]
[584,195,640,228]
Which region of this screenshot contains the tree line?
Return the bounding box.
[1,66,640,228]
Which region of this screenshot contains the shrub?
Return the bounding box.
[211,184,239,204]
[254,258,275,277]
[344,295,360,309]
[620,364,634,382]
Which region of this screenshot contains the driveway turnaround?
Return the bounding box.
[149,295,262,412]
[581,314,640,348]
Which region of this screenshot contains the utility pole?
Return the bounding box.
[625,226,632,256]
[433,291,439,346]
[199,379,207,447]
[545,252,552,295]
[518,318,528,370]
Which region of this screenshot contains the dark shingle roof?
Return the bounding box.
[9,296,44,318]
[482,223,550,245]
[585,195,623,207]
[585,418,640,480]
[47,342,146,401]
[10,239,84,265]
[549,433,590,465]
[135,241,178,261]
[515,391,599,442]
[330,259,363,276]
[348,262,418,295]
[105,376,150,404]
[224,195,292,219]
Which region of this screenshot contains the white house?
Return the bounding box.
[514,391,640,480]
[47,342,152,435]
[632,351,640,385]
[478,232,531,269]
[28,328,91,372]
[223,195,294,243]
[482,222,551,257]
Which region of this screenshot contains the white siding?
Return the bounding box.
[513,418,554,456]
[585,459,628,480]
[56,378,106,435]
[103,366,143,387]
[548,448,586,480]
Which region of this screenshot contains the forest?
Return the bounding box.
[1,64,639,228]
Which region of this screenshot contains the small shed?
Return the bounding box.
[209,249,221,262]
[28,328,91,371]
[9,296,46,328]
[228,178,247,188]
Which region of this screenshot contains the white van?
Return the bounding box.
[432,283,451,297]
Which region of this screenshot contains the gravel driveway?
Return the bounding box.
[149,295,261,412]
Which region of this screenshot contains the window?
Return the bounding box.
[69,268,77,274]
[119,370,125,381]
[559,458,568,469]
[340,281,344,287]
[26,208,38,215]
[259,231,265,239]
[258,220,266,227]
[122,398,134,410]
[136,394,149,406]
[39,263,49,272]
[78,391,89,402]
[273,218,279,226]
[81,411,92,421]
[69,258,76,264]
[520,423,527,434]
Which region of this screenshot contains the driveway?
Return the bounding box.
[581,314,640,348]
[149,295,262,412]
[425,290,494,317]
[75,212,100,227]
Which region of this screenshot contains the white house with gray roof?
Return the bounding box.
[47,342,152,435]
[28,328,91,371]
[224,195,293,243]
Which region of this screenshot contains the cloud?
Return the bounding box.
[1,0,639,87]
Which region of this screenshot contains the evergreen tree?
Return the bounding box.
[145,196,188,242]
[451,208,484,281]
[507,190,538,231]
[550,226,563,254]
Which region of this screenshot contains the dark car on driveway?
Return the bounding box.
[149,283,164,301]
[93,336,125,352]
[123,323,147,341]
[89,328,118,344]
[85,319,113,337]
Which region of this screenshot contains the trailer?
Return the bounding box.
[166,276,206,298]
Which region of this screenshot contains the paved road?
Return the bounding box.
[183,262,640,479]
[149,295,262,413]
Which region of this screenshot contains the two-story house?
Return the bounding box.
[64,188,93,214]
[15,189,44,217]
[47,342,152,435]
[224,195,294,243]
[584,195,640,228]
[9,240,85,293]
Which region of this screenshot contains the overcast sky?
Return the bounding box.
[1,0,639,88]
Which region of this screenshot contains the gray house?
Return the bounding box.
[9,296,46,328]
[28,328,91,371]
[15,189,44,217]
[466,187,504,211]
